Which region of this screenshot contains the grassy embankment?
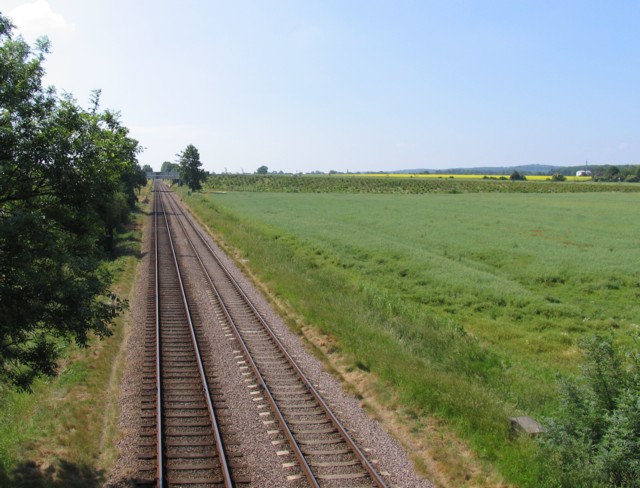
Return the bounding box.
[0,186,150,487]
[180,178,639,487]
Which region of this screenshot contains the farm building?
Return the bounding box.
[576,170,592,177]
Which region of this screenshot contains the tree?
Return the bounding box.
[256,165,269,175]
[177,144,206,191]
[551,173,566,181]
[0,15,140,389]
[160,160,179,173]
[509,171,527,181]
[142,164,153,173]
[605,165,621,181]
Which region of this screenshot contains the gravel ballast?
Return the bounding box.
[106,188,434,487]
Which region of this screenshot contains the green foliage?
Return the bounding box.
[160,160,179,173]
[206,174,640,194]
[510,171,527,181]
[540,335,640,487]
[0,14,140,389]
[551,173,567,181]
[256,165,269,174]
[0,207,145,483]
[592,165,640,183]
[177,144,206,191]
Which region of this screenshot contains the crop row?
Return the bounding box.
[205,174,640,194]
[352,173,593,182]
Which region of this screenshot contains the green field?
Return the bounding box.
[182,187,639,486]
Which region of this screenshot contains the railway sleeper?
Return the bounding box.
[165,426,216,434]
[286,417,331,424]
[166,448,216,459]
[292,427,336,435]
[163,410,209,417]
[166,475,225,485]
[164,420,214,427]
[166,452,218,460]
[298,438,345,446]
[309,460,361,467]
[165,438,215,446]
[166,462,218,470]
[301,448,351,456]
[316,472,368,481]
[280,407,324,415]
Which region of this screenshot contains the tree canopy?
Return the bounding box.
[592,165,640,183]
[160,160,180,173]
[0,14,144,389]
[177,144,206,191]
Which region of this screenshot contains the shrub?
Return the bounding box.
[539,334,640,487]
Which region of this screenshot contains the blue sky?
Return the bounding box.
[4,1,639,173]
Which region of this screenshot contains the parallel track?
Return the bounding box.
[160,184,388,488]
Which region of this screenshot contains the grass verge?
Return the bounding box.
[0,187,150,487]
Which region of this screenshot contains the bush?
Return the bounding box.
[539,334,640,487]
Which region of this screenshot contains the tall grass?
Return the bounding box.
[181,189,639,486]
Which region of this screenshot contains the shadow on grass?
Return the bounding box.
[0,459,105,488]
[110,227,146,260]
[112,246,146,260]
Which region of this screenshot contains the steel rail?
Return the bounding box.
[164,187,388,488]
[153,181,164,488]
[161,188,319,488]
[156,186,234,488]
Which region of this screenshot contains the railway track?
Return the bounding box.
[137,183,249,487]
[157,183,389,488]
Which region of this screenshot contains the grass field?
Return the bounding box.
[182,188,639,486]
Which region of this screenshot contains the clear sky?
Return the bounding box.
[4,1,639,174]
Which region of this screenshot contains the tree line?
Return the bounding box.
[0,14,146,389]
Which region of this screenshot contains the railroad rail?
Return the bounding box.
[160,183,388,488]
[138,182,240,487]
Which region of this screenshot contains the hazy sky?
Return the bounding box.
[4,1,639,173]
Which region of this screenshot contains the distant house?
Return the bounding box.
[576,170,592,177]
